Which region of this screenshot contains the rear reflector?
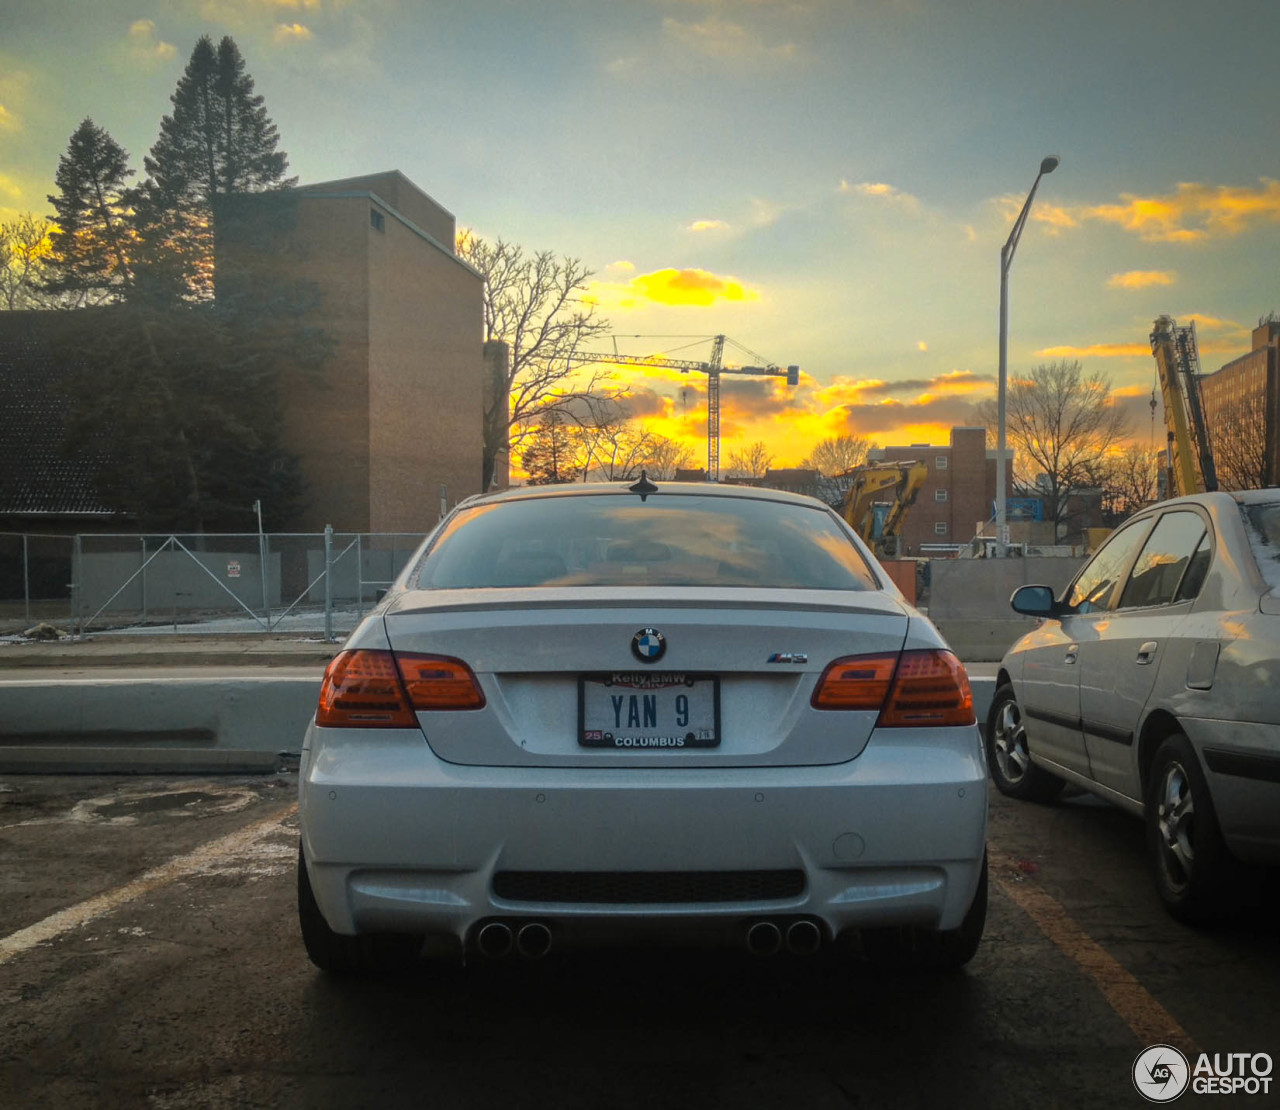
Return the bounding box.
[811,648,974,727]
[316,650,485,728]
[316,650,416,728]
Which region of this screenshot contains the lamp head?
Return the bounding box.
[1040,155,1061,175]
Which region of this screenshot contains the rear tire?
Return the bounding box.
[861,852,988,971]
[297,845,422,973]
[986,684,1065,802]
[1146,734,1241,924]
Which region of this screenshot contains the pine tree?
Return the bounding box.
[43,119,135,304]
[134,35,295,302]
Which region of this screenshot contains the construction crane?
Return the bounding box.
[838,460,929,557]
[1150,315,1217,497]
[570,335,800,481]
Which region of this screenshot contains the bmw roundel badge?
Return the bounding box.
[631,627,666,663]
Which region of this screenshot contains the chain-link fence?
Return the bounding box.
[0,529,427,638]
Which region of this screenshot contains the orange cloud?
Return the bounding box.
[1036,343,1151,358]
[1107,270,1176,290]
[840,180,921,213]
[1085,179,1280,242]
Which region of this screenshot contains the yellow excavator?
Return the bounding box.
[839,461,929,557]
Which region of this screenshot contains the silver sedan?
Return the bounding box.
[989,489,1280,922]
[298,480,987,972]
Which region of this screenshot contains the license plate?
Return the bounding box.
[579,672,720,749]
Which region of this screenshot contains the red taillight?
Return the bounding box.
[396,653,486,710]
[811,649,974,727]
[810,653,898,710]
[315,650,485,728]
[880,649,974,727]
[316,650,415,728]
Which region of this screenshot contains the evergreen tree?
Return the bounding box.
[134,35,295,302]
[43,119,135,304]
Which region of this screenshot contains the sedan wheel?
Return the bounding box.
[985,684,1064,802]
[1146,734,1239,923]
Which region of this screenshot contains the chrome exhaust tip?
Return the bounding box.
[516,922,553,959]
[476,921,513,958]
[745,920,782,956]
[785,919,822,956]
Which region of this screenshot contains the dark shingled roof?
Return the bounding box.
[0,311,113,517]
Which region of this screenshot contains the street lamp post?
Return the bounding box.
[996,154,1059,557]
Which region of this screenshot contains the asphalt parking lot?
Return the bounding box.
[1,773,1276,1109]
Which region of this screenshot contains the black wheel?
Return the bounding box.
[861,852,988,971]
[985,684,1065,802]
[297,845,421,973]
[1146,734,1240,924]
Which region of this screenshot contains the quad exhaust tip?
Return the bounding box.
[786,919,822,956]
[746,920,783,956]
[476,921,513,958]
[516,922,553,959]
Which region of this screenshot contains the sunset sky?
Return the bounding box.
[3,0,1278,467]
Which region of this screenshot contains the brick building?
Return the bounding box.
[220,171,488,532]
[870,427,1012,554]
[1198,316,1280,489]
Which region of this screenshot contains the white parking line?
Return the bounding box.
[0,804,297,968]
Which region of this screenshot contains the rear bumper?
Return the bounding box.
[299,723,988,942]
[1183,717,1280,864]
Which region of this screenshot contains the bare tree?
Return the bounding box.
[977,360,1129,538]
[457,231,612,491]
[801,433,870,476]
[643,436,696,479]
[1097,443,1161,523]
[0,214,54,310]
[725,440,774,479]
[1211,391,1269,491]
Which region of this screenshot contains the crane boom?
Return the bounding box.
[1150,315,1217,497]
[570,335,799,480]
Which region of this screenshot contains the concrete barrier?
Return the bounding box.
[0,671,322,774]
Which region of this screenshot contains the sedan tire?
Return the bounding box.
[985,684,1065,802]
[297,846,422,973]
[1146,734,1241,924]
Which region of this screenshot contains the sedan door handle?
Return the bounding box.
[1064,644,1078,664]
[1136,641,1158,665]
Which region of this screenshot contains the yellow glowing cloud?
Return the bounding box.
[1107,270,1176,290]
[1032,203,1078,231]
[587,267,762,310]
[0,104,17,134]
[688,219,729,232]
[662,15,798,61]
[273,21,314,42]
[1086,180,1280,242]
[128,19,177,62]
[917,341,928,352]
[1036,343,1150,358]
[840,180,921,212]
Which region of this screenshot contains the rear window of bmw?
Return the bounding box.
[413,494,880,591]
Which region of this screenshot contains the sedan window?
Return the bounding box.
[415,494,881,591]
[1066,520,1150,613]
[1118,511,1208,609]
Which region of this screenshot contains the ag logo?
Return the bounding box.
[1133,1045,1190,1103]
[631,628,666,664]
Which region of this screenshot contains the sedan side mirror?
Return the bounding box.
[1010,584,1065,618]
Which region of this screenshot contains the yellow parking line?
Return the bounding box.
[0,803,297,968]
[990,849,1199,1057]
